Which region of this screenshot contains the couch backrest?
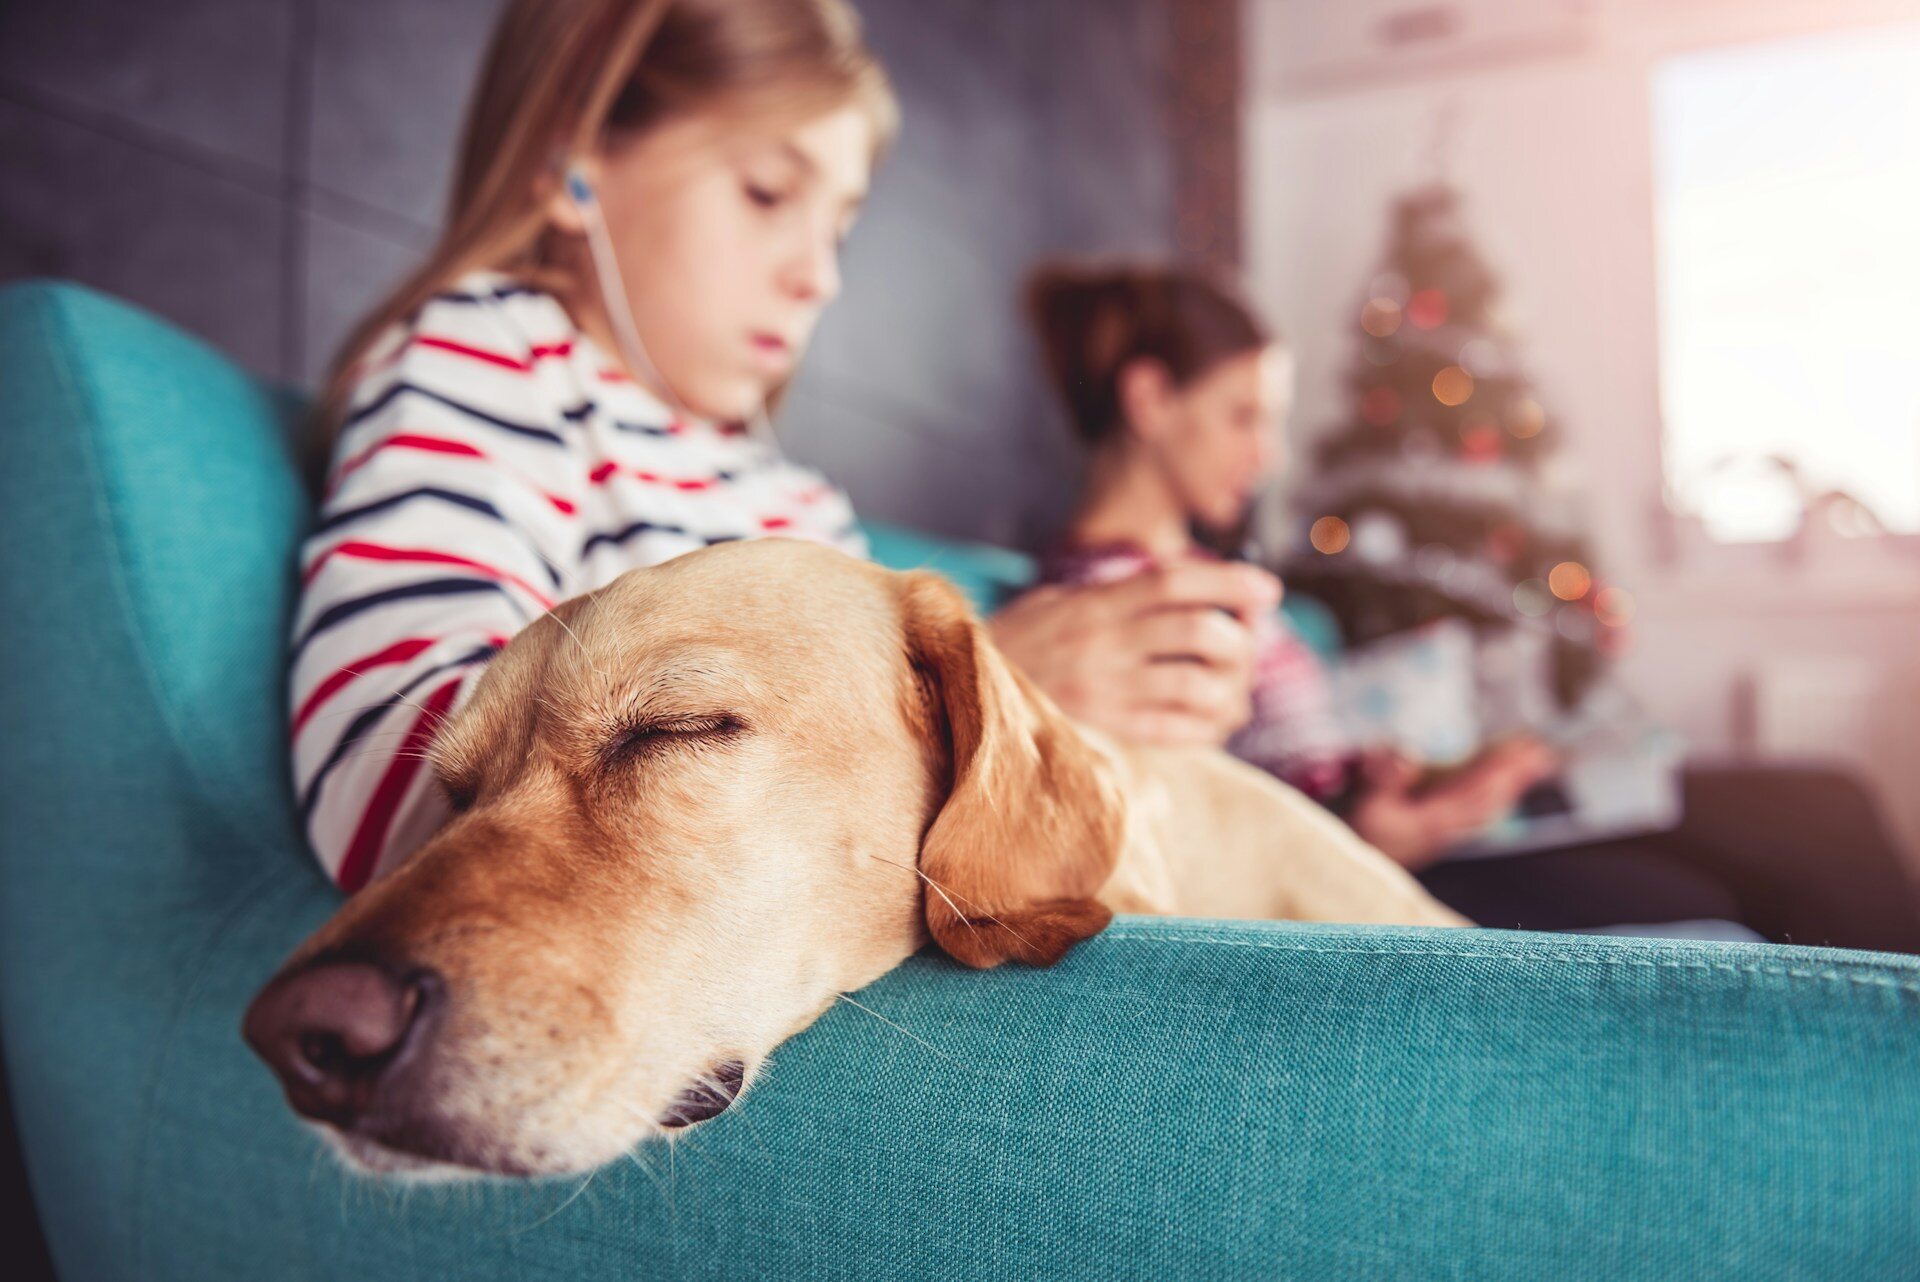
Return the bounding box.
[0,282,314,885]
[0,281,1038,894]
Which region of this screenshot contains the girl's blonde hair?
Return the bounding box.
[306,0,897,488]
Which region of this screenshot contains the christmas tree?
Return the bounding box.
[1280,182,1632,711]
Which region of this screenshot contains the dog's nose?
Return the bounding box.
[243,962,438,1129]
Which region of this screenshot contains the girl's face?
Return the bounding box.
[562,102,874,421]
[1130,345,1294,533]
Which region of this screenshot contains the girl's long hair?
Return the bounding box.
[306,0,896,488]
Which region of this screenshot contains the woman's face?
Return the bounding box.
[569,102,873,421]
[1135,345,1294,533]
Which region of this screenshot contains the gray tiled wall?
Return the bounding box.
[0,0,1181,547]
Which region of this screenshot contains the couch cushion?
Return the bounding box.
[860,518,1036,615]
[0,281,311,869]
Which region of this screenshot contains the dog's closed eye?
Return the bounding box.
[439,772,479,814]
[601,714,748,771]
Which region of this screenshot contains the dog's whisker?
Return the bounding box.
[311,730,432,754]
[723,1078,777,1165]
[295,671,445,725]
[315,732,454,758]
[546,606,610,683]
[620,1142,678,1219]
[297,722,433,749]
[864,852,991,917]
[505,1167,597,1234]
[318,747,442,769]
[864,852,1042,955]
[834,991,986,1074]
[915,872,986,944]
[303,723,455,764]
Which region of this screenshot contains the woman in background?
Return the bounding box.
[1017,260,1920,951]
[1020,260,1557,873]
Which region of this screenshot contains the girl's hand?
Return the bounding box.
[987,561,1282,747]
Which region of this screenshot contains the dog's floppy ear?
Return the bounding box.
[898,571,1125,969]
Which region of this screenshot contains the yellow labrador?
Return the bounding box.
[245,538,1466,1178]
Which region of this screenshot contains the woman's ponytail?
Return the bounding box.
[1023,260,1272,446]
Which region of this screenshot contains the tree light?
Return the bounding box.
[1310,516,1352,554]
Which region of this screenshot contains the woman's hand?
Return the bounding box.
[986,561,1282,747]
[1349,738,1560,871]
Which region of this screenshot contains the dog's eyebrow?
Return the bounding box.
[609,655,751,722]
[427,734,478,790]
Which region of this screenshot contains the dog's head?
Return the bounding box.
[244,539,1124,1177]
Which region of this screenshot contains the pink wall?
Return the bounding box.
[1243,0,1920,860]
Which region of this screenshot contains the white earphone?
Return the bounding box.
[564,161,775,442]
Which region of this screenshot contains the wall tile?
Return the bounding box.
[307,0,507,227]
[805,189,1033,431]
[299,205,431,387]
[778,373,1027,546]
[0,98,284,377]
[0,0,295,177]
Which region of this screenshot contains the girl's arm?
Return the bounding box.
[288,298,581,891]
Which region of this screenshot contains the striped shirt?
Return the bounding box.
[289,269,863,891]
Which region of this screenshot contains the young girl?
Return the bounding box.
[292,0,1278,893]
[291,0,901,891]
[1022,261,1555,870]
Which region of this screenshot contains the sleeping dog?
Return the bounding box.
[245,538,1467,1178]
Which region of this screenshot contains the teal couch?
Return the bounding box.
[3,280,1919,1280]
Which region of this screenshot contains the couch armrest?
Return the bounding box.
[0,281,319,1280]
[102,901,1920,1279]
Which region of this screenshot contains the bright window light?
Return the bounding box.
[1653,23,1920,543]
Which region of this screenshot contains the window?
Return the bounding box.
[1652,23,1920,544]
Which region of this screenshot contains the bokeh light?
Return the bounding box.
[1594,585,1636,626]
[1406,288,1449,329]
[1548,560,1592,601]
[1413,542,1452,580]
[1507,397,1546,438]
[1513,579,1552,618]
[1460,424,1502,462]
[1309,515,1351,554]
[1361,298,1403,337]
[1432,365,1475,406]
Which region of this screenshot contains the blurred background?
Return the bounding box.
[2,0,1916,867]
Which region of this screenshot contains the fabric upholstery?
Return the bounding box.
[3,280,1919,1279]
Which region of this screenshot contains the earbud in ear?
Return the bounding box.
[565,165,595,209]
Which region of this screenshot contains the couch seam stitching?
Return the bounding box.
[1100,928,1920,994]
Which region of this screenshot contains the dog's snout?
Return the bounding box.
[243,962,439,1129]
